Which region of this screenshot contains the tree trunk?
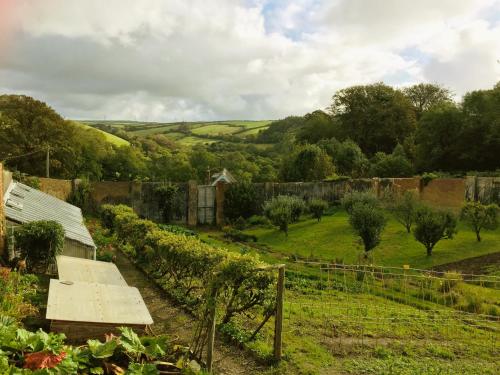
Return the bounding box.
[476,231,481,242]
[426,247,433,256]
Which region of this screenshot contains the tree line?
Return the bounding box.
[0,80,498,183]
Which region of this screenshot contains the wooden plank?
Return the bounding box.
[46,279,153,325]
[56,255,127,286]
[50,320,147,342]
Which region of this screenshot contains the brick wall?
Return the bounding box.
[39,177,73,201]
[420,178,466,210]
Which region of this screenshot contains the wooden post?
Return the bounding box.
[274,265,285,361]
[206,287,217,373]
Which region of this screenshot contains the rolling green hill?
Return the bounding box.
[72,121,130,146]
[81,120,273,146]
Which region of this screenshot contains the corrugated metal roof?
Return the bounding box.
[4,181,96,248]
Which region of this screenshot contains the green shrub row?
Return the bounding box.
[100,204,276,325]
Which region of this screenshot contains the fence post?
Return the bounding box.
[206,287,217,373]
[274,265,285,361]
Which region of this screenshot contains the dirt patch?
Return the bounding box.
[432,252,500,275]
[113,251,268,375]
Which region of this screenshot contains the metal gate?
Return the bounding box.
[197,185,216,224]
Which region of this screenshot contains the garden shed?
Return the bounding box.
[3,181,96,260]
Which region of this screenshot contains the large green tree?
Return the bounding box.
[459,83,500,171]
[281,144,334,182]
[329,83,416,155]
[403,83,453,119]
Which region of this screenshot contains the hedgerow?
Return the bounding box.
[100,205,276,328]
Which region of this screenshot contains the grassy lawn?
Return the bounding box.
[241,210,500,270]
[198,209,500,374]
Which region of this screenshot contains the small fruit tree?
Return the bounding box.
[308,198,328,222]
[264,195,305,236]
[390,190,420,233]
[348,203,387,253]
[460,201,499,242]
[414,207,457,256]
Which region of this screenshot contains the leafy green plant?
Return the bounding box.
[414,207,457,256]
[0,269,38,321]
[460,202,499,242]
[14,221,65,272]
[308,198,328,222]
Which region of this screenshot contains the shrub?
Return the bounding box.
[348,203,387,253]
[414,207,457,256]
[247,215,270,227]
[224,182,259,221]
[100,204,135,231]
[263,196,295,236]
[341,191,379,214]
[223,228,257,243]
[14,221,65,272]
[308,199,328,222]
[460,202,499,242]
[390,190,420,233]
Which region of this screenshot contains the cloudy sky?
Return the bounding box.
[0,0,499,121]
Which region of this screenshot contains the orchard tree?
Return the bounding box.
[390,190,420,233]
[341,191,380,214]
[308,199,328,222]
[264,196,295,237]
[414,207,457,256]
[460,202,499,242]
[348,203,387,253]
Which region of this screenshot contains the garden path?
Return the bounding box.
[112,250,267,375]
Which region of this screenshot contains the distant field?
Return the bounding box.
[72,121,130,146]
[82,119,273,146]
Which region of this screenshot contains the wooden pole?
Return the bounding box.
[274,265,285,361]
[206,287,217,373]
[46,146,50,178]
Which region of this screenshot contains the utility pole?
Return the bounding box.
[46,146,50,178]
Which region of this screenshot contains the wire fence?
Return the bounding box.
[284,262,500,356]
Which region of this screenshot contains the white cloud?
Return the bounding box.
[0,0,499,121]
